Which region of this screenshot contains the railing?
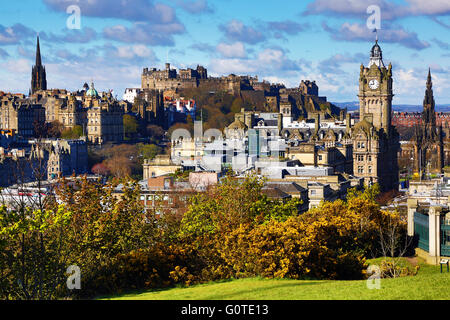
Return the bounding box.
[441,217,450,257]
[414,211,429,252]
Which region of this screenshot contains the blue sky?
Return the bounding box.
[0,0,449,104]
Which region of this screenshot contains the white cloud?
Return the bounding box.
[216,42,246,58]
[209,48,302,76]
[4,58,30,73]
[306,0,450,19]
[406,0,450,15]
[116,45,154,59]
[324,22,430,50]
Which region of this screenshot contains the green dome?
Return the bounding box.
[86,81,98,97]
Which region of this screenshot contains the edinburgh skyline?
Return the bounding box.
[0,0,449,104]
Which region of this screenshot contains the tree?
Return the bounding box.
[230,97,244,114]
[91,163,110,176]
[179,172,301,237]
[61,125,83,140]
[51,177,155,298]
[0,205,73,300]
[123,114,139,140]
[146,125,165,143]
[137,144,162,161]
[33,120,48,139]
[103,156,133,178]
[88,144,143,179]
[378,210,414,278]
[48,121,64,138]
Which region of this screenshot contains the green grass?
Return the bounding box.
[101,258,450,300]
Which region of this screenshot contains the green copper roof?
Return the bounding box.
[86,81,98,97]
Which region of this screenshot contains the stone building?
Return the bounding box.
[143,155,182,179]
[123,88,142,104]
[85,84,124,144]
[411,70,444,176]
[0,150,37,187]
[32,139,89,180]
[299,80,319,96]
[142,63,206,92]
[351,38,400,191]
[59,94,84,129]
[398,71,450,175]
[135,89,165,127]
[0,95,45,138]
[7,38,126,145]
[393,112,450,128]
[141,63,253,96]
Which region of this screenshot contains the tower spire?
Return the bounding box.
[36,36,42,66]
[31,35,47,94]
[427,67,432,89]
[422,68,436,133]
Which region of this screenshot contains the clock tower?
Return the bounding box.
[358,39,393,136]
[352,38,399,191]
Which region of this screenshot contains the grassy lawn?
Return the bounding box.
[101,258,450,300]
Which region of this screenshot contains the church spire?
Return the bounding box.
[36,36,42,66]
[31,36,47,94]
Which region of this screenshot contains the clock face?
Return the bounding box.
[369,79,379,90]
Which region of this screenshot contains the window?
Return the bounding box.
[367,155,372,162]
[319,155,323,161]
[368,166,373,174]
[358,166,364,174]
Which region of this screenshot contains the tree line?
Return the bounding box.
[0,174,412,300]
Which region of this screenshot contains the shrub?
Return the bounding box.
[379,259,419,279]
[220,217,368,281]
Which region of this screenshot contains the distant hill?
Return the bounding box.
[333,102,359,111]
[333,102,450,113]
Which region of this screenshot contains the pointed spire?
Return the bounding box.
[36,36,42,66]
[427,67,432,89]
[422,68,436,132]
